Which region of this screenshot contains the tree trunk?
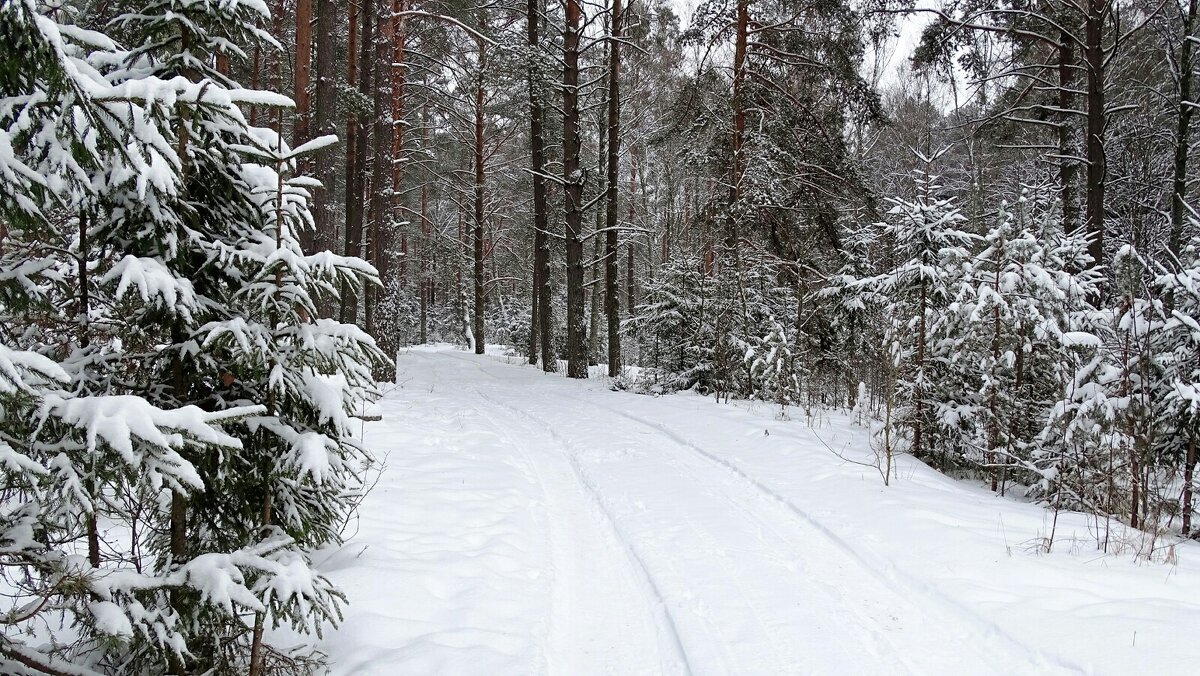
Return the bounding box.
[312,0,337,302]
[604,0,624,377]
[528,275,539,363]
[915,258,927,461]
[420,101,431,344]
[247,491,273,676]
[368,0,396,377]
[988,248,1002,492]
[250,41,261,127]
[1084,0,1107,270]
[727,0,749,249]
[294,0,313,251]
[1058,27,1079,236]
[75,212,101,568]
[1171,0,1198,257]
[528,0,556,372]
[563,0,588,378]
[1184,436,1195,536]
[474,37,487,355]
[342,0,371,324]
[391,0,408,294]
[166,331,189,673]
[627,148,638,313]
[272,0,284,134]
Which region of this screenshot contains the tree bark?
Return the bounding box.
[312,0,337,296]
[1185,436,1195,536]
[367,0,396,376]
[294,0,313,252]
[727,0,749,249]
[1058,26,1079,236]
[528,0,556,372]
[529,274,539,363]
[1171,0,1198,257]
[627,148,638,313]
[341,0,371,324]
[420,101,431,344]
[590,101,606,367]
[604,0,624,377]
[391,0,408,293]
[76,212,101,568]
[563,0,588,378]
[474,36,487,355]
[589,232,601,365]
[1083,0,1107,270]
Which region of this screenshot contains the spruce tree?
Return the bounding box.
[863,169,977,468]
[0,2,311,671]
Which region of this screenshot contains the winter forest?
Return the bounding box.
[4,0,1200,673]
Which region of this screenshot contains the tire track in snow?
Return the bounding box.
[449,354,892,674]
[483,383,918,674]
[456,380,676,675]
[433,351,1082,673]
[448,391,556,673]
[463,382,694,676]
[567,392,1086,675]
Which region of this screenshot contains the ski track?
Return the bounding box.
[544,386,1086,675]
[461,383,687,675]
[433,351,1036,675]
[316,347,1200,675]
[464,362,850,674]
[470,384,695,675]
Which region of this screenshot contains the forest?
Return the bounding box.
[3,0,1200,673]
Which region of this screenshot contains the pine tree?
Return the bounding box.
[1156,234,1200,536]
[954,187,1100,493]
[863,168,977,468]
[99,1,385,671]
[0,2,319,671]
[746,315,800,417]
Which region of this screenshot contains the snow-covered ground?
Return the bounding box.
[315,345,1200,675]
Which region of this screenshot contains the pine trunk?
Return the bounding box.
[474,37,487,355]
[312,0,337,300]
[604,0,623,377]
[1184,436,1195,536]
[627,149,638,313]
[563,0,588,378]
[726,0,749,249]
[368,0,395,376]
[528,0,556,372]
[1084,0,1107,269]
[294,0,313,252]
[1171,0,1198,256]
[420,103,431,344]
[1058,27,1078,236]
[342,0,371,324]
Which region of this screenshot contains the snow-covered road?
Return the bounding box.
[315,346,1200,675]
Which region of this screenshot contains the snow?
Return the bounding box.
[102,255,197,314]
[89,601,133,638]
[314,346,1200,675]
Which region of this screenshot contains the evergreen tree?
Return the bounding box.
[0,2,340,671]
[1156,234,1200,536]
[746,315,801,416]
[953,188,1100,492]
[860,168,977,468]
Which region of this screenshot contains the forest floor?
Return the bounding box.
[309,345,1200,675]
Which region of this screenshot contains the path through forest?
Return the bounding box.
[312,346,1200,675]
